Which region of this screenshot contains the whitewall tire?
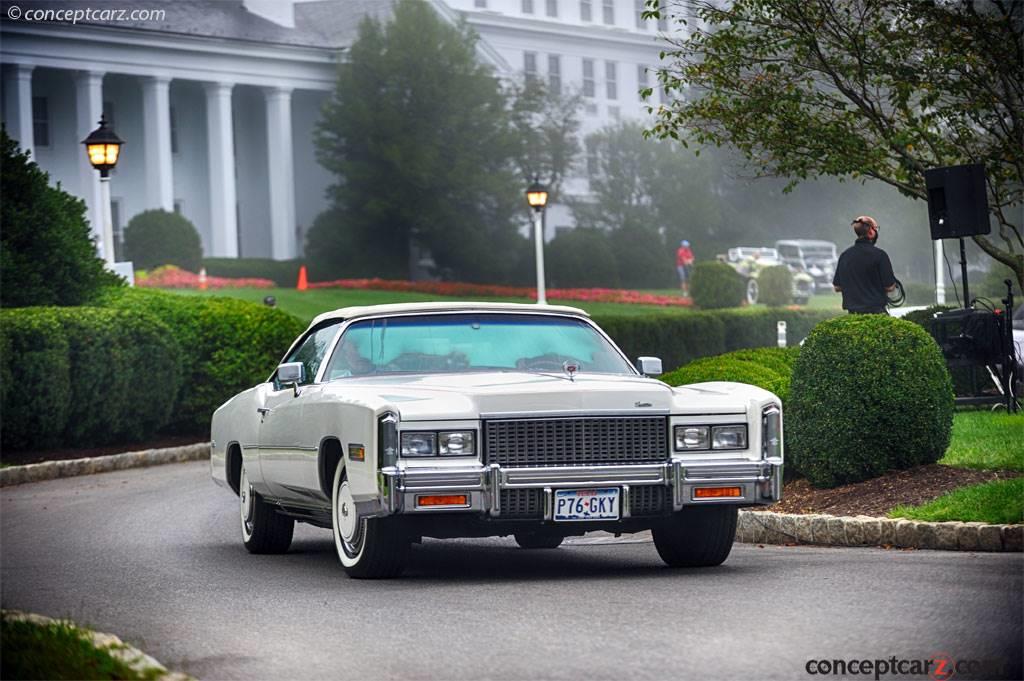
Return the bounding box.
[240,465,294,554]
[331,462,410,579]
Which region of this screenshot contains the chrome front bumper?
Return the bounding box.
[371,458,783,518]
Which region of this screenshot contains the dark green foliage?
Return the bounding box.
[0,129,121,308]
[758,265,793,306]
[1,616,155,681]
[0,309,71,450]
[203,258,304,288]
[690,261,745,309]
[788,315,954,488]
[311,0,535,283]
[0,307,182,450]
[608,227,676,289]
[101,288,305,433]
[661,357,787,400]
[595,312,726,371]
[901,304,954,329]
[716,308,837,351]
[547,228,620,288]
[123,209,203,272]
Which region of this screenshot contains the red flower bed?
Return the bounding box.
[136,265,274,290]
[308,278,692,307]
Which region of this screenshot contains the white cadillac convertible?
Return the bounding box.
[211,302,783,578]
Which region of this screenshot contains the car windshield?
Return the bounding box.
[323,313,634,379]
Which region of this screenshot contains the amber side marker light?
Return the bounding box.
[694,487,742,499]
[417,495,469,507]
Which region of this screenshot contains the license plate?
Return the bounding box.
[554,488,620,522]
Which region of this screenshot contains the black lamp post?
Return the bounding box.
[81,115,124,264]
[525,178,549,304]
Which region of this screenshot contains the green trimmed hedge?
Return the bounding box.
[661,356,788,401]
[690,261,745,309]
[788,315,954,488]
[0,307,181,450]
[758,265,793,306]
[595,309,836,371]
[100,288,305,433]
[203,258,304,288]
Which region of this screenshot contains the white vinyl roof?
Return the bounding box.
[309,301,590,327]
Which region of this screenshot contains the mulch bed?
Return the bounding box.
[751,464,1023,517]
[0,436,205,467]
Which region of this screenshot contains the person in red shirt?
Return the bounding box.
[676,240,695,294]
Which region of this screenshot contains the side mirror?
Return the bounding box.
[636,356,662,377]
[277,362,305,396]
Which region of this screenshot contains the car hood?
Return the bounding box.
[322,372,760,421]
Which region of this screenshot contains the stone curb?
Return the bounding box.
[2,609,193,681]
[0,442,210,487]
[737,510,1022,552]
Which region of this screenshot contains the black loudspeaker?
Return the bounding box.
[925,164,990,239]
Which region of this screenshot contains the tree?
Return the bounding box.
[311,0,534,283]
[646,0,1023,290]
[570,121,721,286]
[506,77,583,201]
[0,128,120,307]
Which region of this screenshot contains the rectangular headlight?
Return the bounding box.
[711,424,748,450]
[674,425,710,451]
[400,431,436,457]
[439,430,475,456]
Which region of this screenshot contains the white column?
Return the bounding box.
[205,82,238,258]
[142,75,174,211]
[3,64,35,158]
[265,86,296,261]
[935,239,946,305]
[75,70,105,255]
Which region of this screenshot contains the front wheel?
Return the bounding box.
[745,279,759,305]
[240,465,294,554]
[652,505,738,568]
[331,463,410,579]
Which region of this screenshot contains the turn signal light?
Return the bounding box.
[694,487,742,499]
[416,495,468,507]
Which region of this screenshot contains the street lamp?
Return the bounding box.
[82,114,124,265]
[525,178,549,304]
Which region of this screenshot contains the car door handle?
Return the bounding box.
[257,408,271,415]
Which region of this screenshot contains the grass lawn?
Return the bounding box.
[0,615,158,681]
[889,478,1024,525]
[939,411,1024,471]
[174,287,698,324]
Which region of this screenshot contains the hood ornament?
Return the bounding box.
[562,361,580,381]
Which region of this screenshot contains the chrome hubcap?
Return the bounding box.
[240,468,254,534]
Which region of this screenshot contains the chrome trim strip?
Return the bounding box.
[481,409,670,419]
[488,464,501,517]
[621,484,631,519]
[543,487,553,521]
[502,464,667,487]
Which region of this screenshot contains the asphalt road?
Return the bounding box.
[2,461,1021,681]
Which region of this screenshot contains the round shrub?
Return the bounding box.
[661,357,787,400]
[1,130,121,308]
[725,347,798,378]
[758,265,793,306]
[788,315,954,488]
[0,309,71,450]
[123,209,203,272]
[690,261,745,310]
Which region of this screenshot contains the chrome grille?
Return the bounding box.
[629,486,667,517]
[484,416,668,468]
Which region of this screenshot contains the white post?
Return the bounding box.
[533,209,547,304]
[76,70,105,248]
[3,64,35,157]
[142,75,174,211]
[934,239,946,305]
[205,82,238,257]
[777,321,787,348]
[98,176,115,264]
[265,86,296,260]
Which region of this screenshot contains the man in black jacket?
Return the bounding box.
[832,216,897,314]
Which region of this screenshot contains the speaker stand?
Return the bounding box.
[959,237,971,308]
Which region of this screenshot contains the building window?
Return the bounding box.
[522,0,534,13]
[170,106,179,154]
[606,61,618,100]
[475,0,487,8]
[582,59,595,98]
[637,64,649,100]
[634,0,646,28]
[580,0,592,21]
[548,54,562,94]
[585,138,598,177]
[524,51,538,80]
[602,0,614,25]
[546,0,558,17]
[31,97,49,147]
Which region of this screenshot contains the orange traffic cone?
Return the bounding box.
[296,265,308,291]
[198,267,208,291]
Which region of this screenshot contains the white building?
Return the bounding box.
[1,0,677,260]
